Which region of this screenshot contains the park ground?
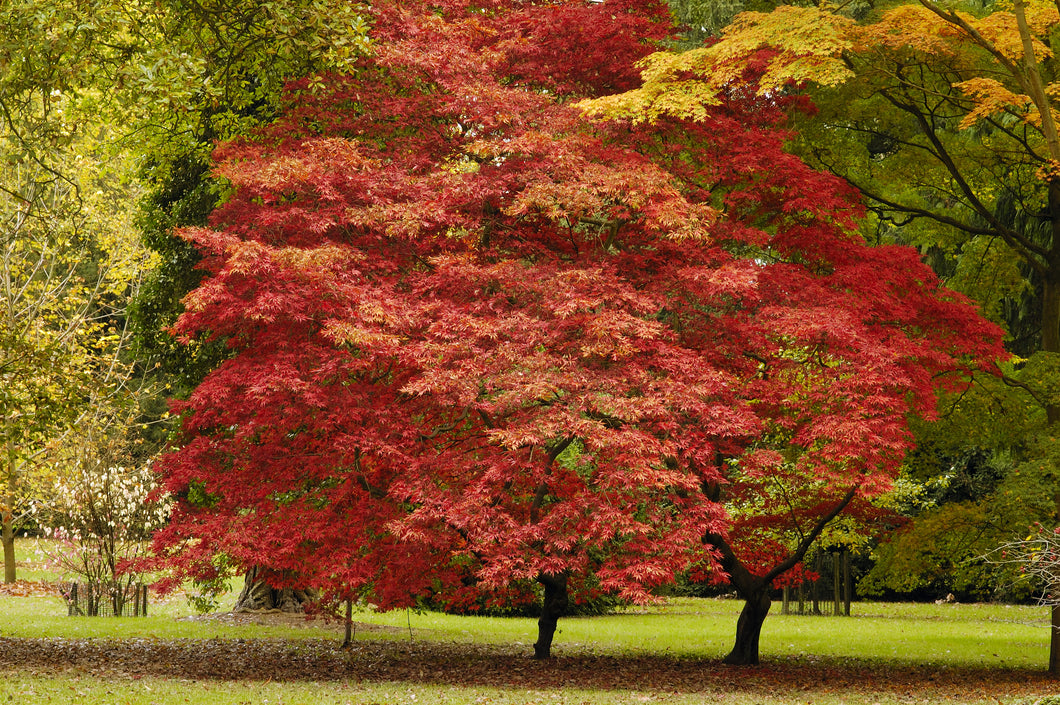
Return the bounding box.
[1,539,1058,704]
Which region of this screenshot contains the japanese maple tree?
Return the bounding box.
[596,88,1004,663]
[152,0,1004,664]
[154,0,731,653]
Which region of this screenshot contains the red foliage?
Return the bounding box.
[151,0,1004,635]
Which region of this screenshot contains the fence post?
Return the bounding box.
[832,552,841,616]
[843,549,852,616]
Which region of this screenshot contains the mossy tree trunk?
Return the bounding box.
[233,566,318,612]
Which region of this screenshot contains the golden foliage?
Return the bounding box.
[710,6,856,92]
[578,49,723,123]
[855,4,965,54]
[954,77,1032,128]
[581,0,1060,135]
[578,6,853,123]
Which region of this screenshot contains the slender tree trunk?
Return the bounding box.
[343,599,354,648]
[533,572,568,659]
[1044,183,1060,674]
[3,440,16,584]
[1042,267,1060,405]
[724,588,771,665]
[1050,606,1060,676]
[1012,0,1060,163]
[1,509,13,584]
[781,585,790,615]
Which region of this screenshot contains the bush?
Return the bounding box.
[44,461,169,616]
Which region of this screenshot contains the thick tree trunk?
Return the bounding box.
[706,487,858,666]
[533,572,568,659]
[723,589,771,665]
[233,566,317,613]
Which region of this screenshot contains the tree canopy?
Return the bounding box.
[150,0,1003,666]
[583,0,1060,668]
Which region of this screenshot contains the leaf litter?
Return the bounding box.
[0,629,1053,702]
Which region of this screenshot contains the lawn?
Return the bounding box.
[1,538,1058,704]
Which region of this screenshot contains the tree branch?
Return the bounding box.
[761,483,860,585]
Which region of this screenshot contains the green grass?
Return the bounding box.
[341,598,1048,667]
[10,537,65,583]
[2,537,1058,704]
[0,677,888,705]
[5,591,1043,667]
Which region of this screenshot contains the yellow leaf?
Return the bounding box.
[954,77,1032,129]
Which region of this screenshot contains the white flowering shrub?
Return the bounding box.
[46,461,170,616]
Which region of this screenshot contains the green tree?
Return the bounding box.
[126,0,370,390]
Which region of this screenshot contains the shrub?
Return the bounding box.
[45,461,169,616]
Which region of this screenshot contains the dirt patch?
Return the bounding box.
[178,609,403,633]
[0,580,61,598]
[0,635,1052,702]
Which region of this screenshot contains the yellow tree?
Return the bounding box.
[0,0,367,583]
[0,114,151,583]
[0,0,155,579]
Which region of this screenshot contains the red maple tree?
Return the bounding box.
[152,0,1004,663]
[626,86,1005,663]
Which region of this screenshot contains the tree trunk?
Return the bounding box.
[1042,258,1060,423]
[1044,184,1060,671]
[781,585,790,615]
[342,599,354,648]
[705,488,859,666]
[1043,178,1060,419]
[2,513,13,584]
[1044,147,1060,670]
[1048,602,1060,677]
[3,458,15,584]
[723,589,771,665]
[233,566,317,612]
[533,572,568,659]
